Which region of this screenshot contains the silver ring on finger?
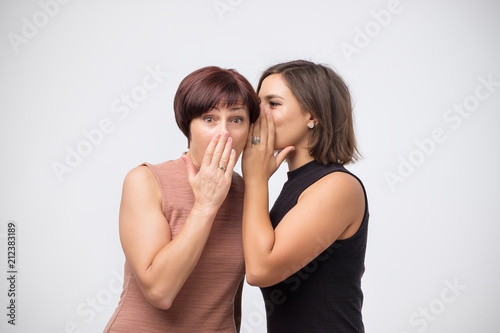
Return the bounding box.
[251,136,260,145]
[218,165,226,171]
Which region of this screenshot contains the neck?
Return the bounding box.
[285,149,314,172]
[184,151,201,169]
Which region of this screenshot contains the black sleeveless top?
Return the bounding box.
[261,161,369,333]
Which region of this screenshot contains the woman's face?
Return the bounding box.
[258,74,312,150]
[188,102,250,167]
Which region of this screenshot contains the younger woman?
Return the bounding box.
[242,60,369,332]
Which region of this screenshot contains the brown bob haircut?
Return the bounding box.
[257,60,360,165]
[174,66,260,144]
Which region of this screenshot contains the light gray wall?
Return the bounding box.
[1,0,499,332]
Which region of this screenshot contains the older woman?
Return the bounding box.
[104,66,260,332]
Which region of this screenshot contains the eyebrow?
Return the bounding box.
[261,94,284,100]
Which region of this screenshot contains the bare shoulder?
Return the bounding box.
[125,165,156,184]
[304,171,364,202]
[122,165,161,203]
[119,165,167,244]
[299,170,365,238]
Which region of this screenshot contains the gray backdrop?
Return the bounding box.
[1,0,499,332]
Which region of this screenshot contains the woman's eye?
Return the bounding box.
[269,101,280,107]
[203,116,215,123]
[232,117,244,124]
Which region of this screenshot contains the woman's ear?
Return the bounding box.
[307,114,317,129]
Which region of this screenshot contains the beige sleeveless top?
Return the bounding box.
[104,158,245,332]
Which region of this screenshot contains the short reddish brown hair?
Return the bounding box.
[174,66,260,142]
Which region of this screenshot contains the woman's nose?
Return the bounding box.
[219,120,229,133]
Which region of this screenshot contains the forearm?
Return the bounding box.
[140,205,217,309]
[242,179,276,285]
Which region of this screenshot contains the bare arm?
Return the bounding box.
[242,111,365,287]
[120,133,236,309]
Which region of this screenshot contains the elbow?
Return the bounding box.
[143,287,175,310]
[150,298,173,310]
[134,272,180,310]
[245,267,278,288]
[245,275,264,287]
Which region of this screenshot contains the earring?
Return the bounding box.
[308,122,315,129]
